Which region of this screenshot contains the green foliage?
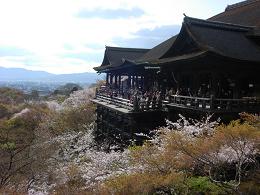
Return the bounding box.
[0,86,97,191]
[186,176,227,194]
[0,84,258,195]
[56,95,67,103]
[128,144,142,151]
[0,103,9,118]
[53,83,83,96]
[0,142,16,150]
[103,114,260,195]
[0,102,52,189]
[0,87,25,104]
[47,103,96,133]
[29,89,39,100]
[51,164,87,195]
[104,172,186,195]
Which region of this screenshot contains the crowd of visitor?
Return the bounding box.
[96,82,249,111]
[97,86,163,111]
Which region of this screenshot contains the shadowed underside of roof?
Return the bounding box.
[209,0,260,26]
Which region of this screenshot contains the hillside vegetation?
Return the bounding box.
[0,87,259,195]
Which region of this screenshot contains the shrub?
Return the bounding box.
[0,87,25,104]
[46,103,96,134]
[103,114,260,195]
[0,104,51,190]
[104,172,186,195]
[0,103,8,118]
[186,176,227,194]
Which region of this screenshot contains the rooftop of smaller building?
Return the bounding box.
[94,46,149,72]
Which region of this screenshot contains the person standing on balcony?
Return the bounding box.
[140,95,145,111]
[145,92,151,110]
[152,93,157,109]
[157,92,162,109]
[133,92,139,111]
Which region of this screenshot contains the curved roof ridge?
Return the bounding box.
[185,16,254,31]
[137,35,178,62]
[225,0,259,11]
[95,46,150,72]
[105,46,149,52]
[184,16,260,62]
[159,23,205,59]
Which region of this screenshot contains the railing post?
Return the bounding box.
[210,95,215,110]
[95,87,259,113]
[133,95,139,111]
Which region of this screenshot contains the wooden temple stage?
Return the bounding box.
[91,0,260,146]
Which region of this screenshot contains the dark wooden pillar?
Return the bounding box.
[210,73,216,96]
[135,76,138,88]
[110,74,113,86]
[233,78,239,99]
[141,76,144,90]
[115,75,118,88]
[189,74,196,94]
[176,73,180,90]
[144,75,148,91]
[211,73,219,97]
[127,74,131,88]
[119,75,121,90]
[131,76,135,88]
[106,74,109,85]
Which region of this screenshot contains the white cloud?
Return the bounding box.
[0,0,241,74]
[0,55,98,74]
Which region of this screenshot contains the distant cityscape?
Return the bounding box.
[0,81,91,96]
[0,66,103,95]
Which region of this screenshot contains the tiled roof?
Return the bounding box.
[94,1,260,72]
[138,16,260,64]
[225,0,259,11]
[184,17,260,62]
[137,36,177,62]
[94,46,149,71]
[209,0,260,26]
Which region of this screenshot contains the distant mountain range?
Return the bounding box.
[0,67,103,83]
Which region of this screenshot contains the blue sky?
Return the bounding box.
[0,0,241,74]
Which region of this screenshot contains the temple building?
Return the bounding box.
[92,0,260,145]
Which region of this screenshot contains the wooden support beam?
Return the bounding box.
[131,75,134,88]
[115,75,118,88]
[141,76,144,90]
[110,74,113,85]
[119,75,122,90]
[106,74,109,85]
[135,75,138,88]
[127,74,131,88]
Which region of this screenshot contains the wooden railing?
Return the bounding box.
[95,92,165,112]
[169,95,260,112]
[96,93,133,110]
[95,89,259,113]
